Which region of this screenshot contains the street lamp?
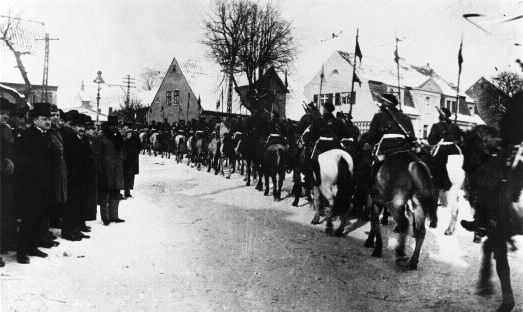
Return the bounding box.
[93,70,105,123]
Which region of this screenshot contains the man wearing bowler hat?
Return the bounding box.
[15,102,53,263]
[97,115,125,225]
[1,98,16,266]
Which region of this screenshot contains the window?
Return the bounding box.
[444,99,457,113]
[341,92,350,105]
[423,125,428,139]
[166,90,172,106]
[173,89,180,104]
[335,93,341,106]
[468,104,475,115]
[313,94,329,105]
[331,69,339,75]
[172,65,176,73]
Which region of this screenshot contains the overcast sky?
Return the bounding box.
[1,0,521,117]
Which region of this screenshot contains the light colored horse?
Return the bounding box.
[310,149,355,236]
[441,152,465,236]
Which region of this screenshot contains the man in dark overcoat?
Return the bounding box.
[82,115,98,224]
[15,102,53,263]
[123,126,141,198]
[39,104,67,247]
[1,98,16,267]
[62,113,90,241]
[97,116,125,225]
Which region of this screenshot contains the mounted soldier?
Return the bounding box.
[366,93,416,159]
[427,107,466,236]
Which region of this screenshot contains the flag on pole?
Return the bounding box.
[355,40,362,63]
[353,72,362,87]
[216,88,222,109]
[160,106,164,112]
[320,64,325,80]
[458,39,464,74]
[394,46,400,64]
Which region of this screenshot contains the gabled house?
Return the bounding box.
[303,51,484,137]
[235,67,289,118]
[465,76,501,127]
[148,57,247,124]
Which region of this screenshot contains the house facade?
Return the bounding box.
[149,57,250,124]
[0,82,58,106]
[303,51,483,138]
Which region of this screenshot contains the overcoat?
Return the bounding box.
[48,128,68,205]
[97,130,124,191]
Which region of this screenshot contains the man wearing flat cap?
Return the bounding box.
[97,115,125,225]
[0,98,16,266]
[15,102,53,263]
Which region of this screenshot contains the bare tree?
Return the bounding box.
[0,14,40,100]
[202,0,298,114]
[140,68,162,91]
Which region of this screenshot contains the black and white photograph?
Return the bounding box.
[1,0,522,311]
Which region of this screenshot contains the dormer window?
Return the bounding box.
[331,69,339,75]
[172,65,176,73]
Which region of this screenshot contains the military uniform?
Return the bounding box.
[427,118,463,190]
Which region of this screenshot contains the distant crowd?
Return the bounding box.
[0,99,141,266]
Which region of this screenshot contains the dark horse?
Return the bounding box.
[262,140,286,200]
[462,125,522,312]
[364,150,438,270]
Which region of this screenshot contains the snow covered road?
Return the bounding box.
[1,154,522,312]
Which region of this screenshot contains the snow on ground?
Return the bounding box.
[1,154,522,312]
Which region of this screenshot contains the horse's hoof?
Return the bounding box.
[364,240,374,248]
[381,218,388,226]
[395,256,409,267]
[291,200,298,207]
[476,283,495,297]
[243,177,248,182]
[334,229,344,237]
[371,249,382,258]
[246,181,251,186]
[444,229,454,236]
[473,236,482,244]
[407,260,418,270]
[497,300,515,312]
[264,191,269,196]
[393,226,400,233]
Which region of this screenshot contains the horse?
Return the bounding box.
[186,134,194,167]
[235,131,263,186]
[207,133,221,174]
[149,131,160,156]
[139,130,150,155]
[462,125,522,312]
[174,133,187,163]
[290,125,313,206]
[426,140,466,236]
[219,132,236,179]
[262,137,287,200]
[364,149,438,270]
[232,131,245,175]
[194,130,207,170]
[309,148,355,236]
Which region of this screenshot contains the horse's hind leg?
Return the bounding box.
[493,239,514,312]
[477,239,494,296]
[393,206,409,260]
[444,189,460,236]
[408,204,427,270]
[271,174,278,200]
[381,206,389,225]
[311,186,322,225]
[264,174,270,196]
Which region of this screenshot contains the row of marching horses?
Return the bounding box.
[139,123,522,312]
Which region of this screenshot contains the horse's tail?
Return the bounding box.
[409,161,438,228]
[332,153,353,217]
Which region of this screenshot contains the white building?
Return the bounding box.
[303,51,484,137]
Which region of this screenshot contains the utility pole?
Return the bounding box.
[122,74,136,108]
[36,33,59,103]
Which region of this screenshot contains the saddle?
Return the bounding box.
[373,134,409,161]
[265,133,285,146]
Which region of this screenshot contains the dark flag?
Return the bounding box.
[355,41,362,63]
[216,89,222,109]
[353,72,362,87]
[394,46,400,64]
[458,39,463,74]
